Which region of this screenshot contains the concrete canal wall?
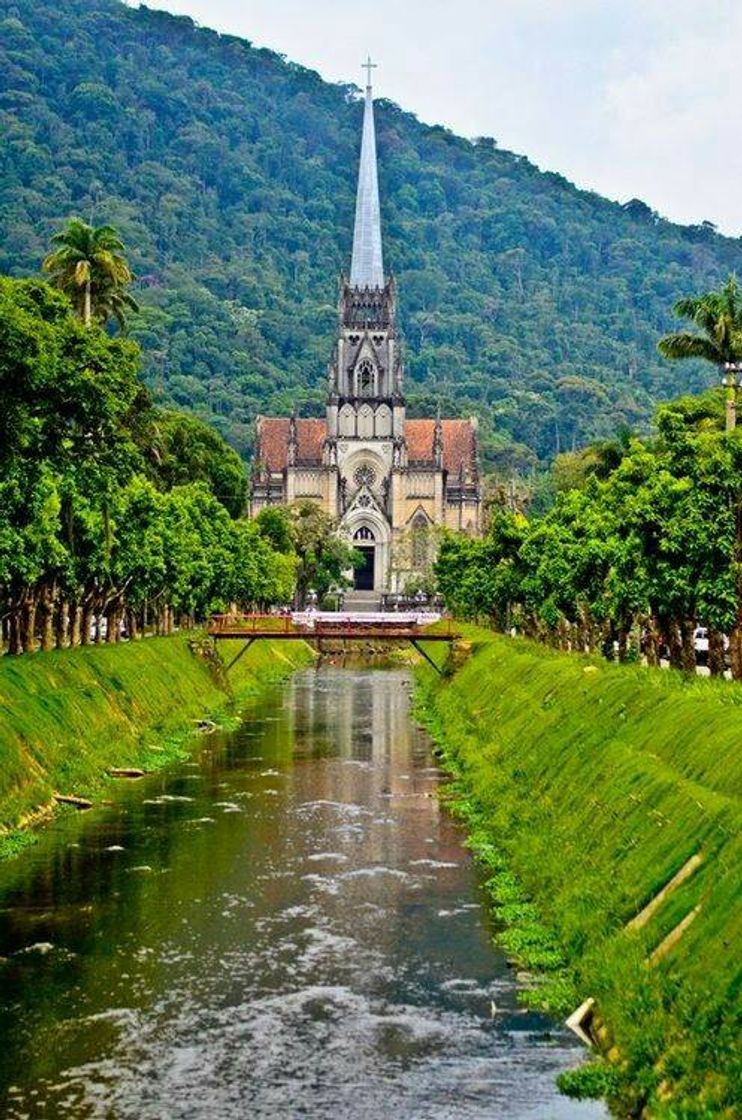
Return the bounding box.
[0,635,314,851]
[418,628,741,1118]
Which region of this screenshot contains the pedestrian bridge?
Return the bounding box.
[207,613,460,673]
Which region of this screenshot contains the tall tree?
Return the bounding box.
[147,409,248,518]
[42,219,138,329]
[658,276,742,429]
[289,501,359,608]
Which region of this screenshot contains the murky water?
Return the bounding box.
[0,668,603,1119]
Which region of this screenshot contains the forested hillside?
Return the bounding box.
[2,0,741,468]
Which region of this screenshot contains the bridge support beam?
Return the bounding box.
[411,640,444,675]
[225,637,256,671]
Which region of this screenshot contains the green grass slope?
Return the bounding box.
[2,0,742,465]
[418,629,741,1118]
[0,636,313,843]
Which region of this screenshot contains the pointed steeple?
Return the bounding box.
[350,58,385,289]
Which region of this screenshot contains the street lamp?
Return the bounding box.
[722,362,742,432]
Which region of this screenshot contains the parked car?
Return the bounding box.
[693,627,709,666]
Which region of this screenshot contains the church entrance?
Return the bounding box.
[353,527,376,591]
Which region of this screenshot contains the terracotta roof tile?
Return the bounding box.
[441,418,477,475]
[406,418,477,474]
[256,417,289,471]
[256,415,476,475]
[297,418,327,462]
[404,419,434,462]
[256,417,327,471]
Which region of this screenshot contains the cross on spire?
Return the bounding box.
[363,55,377,89]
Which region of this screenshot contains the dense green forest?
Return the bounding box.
[2,0,741,468]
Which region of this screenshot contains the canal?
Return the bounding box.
[0,668,604,1118]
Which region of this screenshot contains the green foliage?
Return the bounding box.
[255,505,294,554]
[148,409,248,517]
[557,1063,621,1101]
[289,500,360,607]
[0,277,295,652]
[659,276,742,366]
[42,217,138,328]
[418,628,742,1115]
[437,385,742,671]
[0,276,143,470]
[1,0,741,463]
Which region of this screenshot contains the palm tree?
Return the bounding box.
[658,276,742,430]
[43,218,139,330]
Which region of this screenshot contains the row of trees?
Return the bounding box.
[0,275,296,654]
[437,388,742,676]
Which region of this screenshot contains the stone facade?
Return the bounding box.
[250,77,481,594]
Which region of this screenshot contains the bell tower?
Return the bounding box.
[326,60,405,450]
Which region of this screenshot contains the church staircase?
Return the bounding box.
[342,590,382,613]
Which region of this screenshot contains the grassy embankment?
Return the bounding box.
[0,635,314,856]
[417,627,741,1119]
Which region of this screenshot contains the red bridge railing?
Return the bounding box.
[207,613,457,640]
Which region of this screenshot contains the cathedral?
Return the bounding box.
[250,66,481,597]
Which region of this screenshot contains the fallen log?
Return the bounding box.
[107,768,145,779]
[54,794,93,810]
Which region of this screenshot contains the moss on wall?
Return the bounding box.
[0,636,314,845]
[418,628,741,1118]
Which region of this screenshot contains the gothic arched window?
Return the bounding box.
[412,513,429,569]
[358,404,374,438]
[338,404,355,436]
[356,359,375,397]
[375,404,392,437]
[354,526,375,542]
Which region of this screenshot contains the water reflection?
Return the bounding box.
[0,668,603,1119]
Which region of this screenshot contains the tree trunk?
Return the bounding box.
[80,604,93,646]
[69,604,81,648]
[617,625,629,663]
[726,379,737,432]
[105,603,117,644]
[55,598,69,650]
[666,620,683,670]
[729,616,742,681]
[731,499,742,679]
[679,618,697,674]
[20,597,37,654]
[644,616,661,668]
[8,612,22,656]
[708,627,726,677]
[84,279,91,327]
[126,608,139,641]
[39,584,55,652]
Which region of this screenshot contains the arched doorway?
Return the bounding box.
[353,526,375,590]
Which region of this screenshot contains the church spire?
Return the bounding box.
[350,57,385,289]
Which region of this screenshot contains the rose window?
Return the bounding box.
[354,464,377,489]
